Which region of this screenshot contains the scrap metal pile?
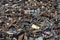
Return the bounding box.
[0,0,60,40]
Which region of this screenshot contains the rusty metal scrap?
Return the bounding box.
[0,0,60,40]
